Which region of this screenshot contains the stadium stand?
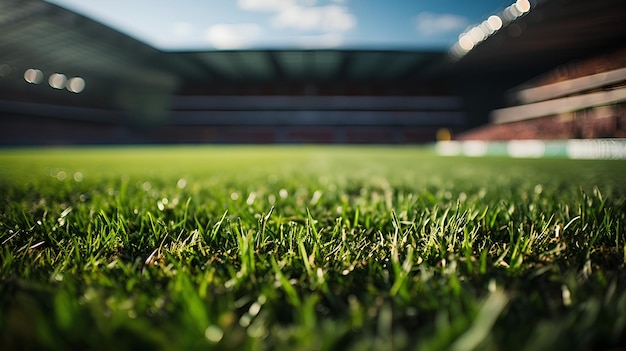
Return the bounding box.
[458,48,626,140]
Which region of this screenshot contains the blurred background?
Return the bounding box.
[0,0,624,146]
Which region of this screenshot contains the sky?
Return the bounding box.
[45,0,516,51]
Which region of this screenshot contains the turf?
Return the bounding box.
[1,145,625,350]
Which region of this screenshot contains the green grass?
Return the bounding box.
[1,145,625,350]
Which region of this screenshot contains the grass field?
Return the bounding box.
[1,145,625,350]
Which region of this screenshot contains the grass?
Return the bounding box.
[1,145,625,350]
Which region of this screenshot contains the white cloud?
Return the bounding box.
[414,12,467,36]
[238,0,292,12]
[272,4,355,32]
[238,0,319,11]
[230,0,355,49]
[238,0,355,33]
[204,23,263,49]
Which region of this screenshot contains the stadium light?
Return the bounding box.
[515,0,531,14]
[487,15,503,31]
[480,21,495,35]
[49,73,67,89]
[458,34,475,52]
[24,68,44,84]
[469,27,487,43]
[67,77,86,93]
[24,68,86,93]
[450,0,532,59]
[505,4,523,20]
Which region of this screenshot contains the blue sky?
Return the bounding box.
[45,0,516,51]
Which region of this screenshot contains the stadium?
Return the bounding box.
[1,0,624,145]
[1,0,626,350]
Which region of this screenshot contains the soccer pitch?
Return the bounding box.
[1,145,625,350]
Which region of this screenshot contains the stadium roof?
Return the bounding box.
[175,50,451,86]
